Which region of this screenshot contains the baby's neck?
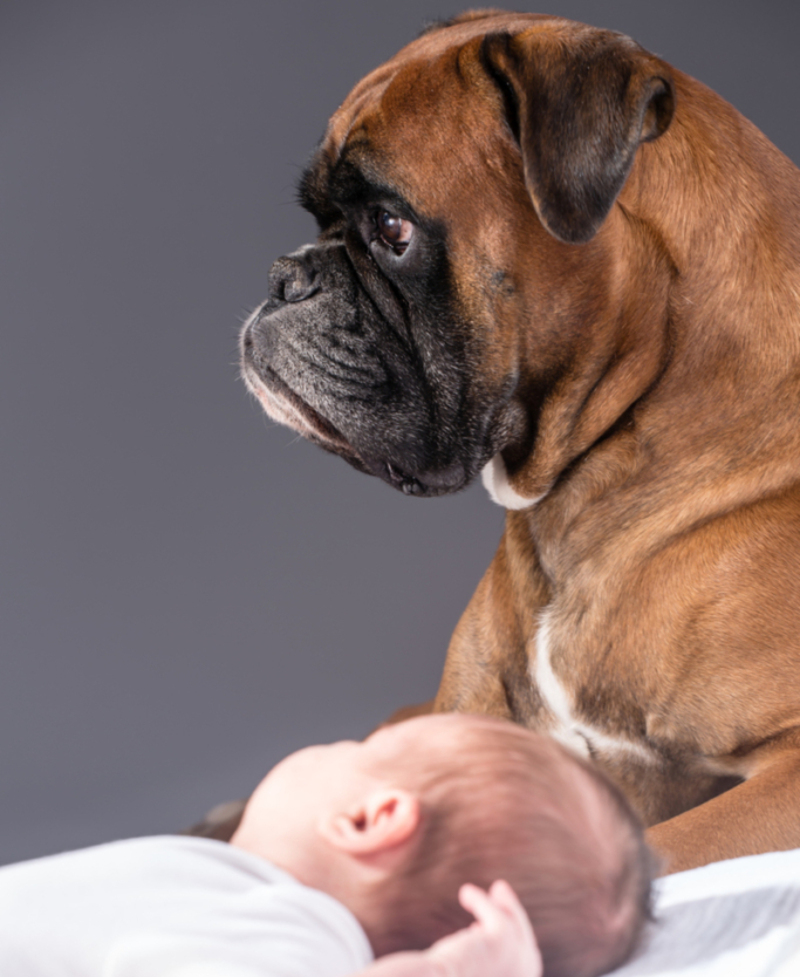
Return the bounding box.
[232,825,380,943]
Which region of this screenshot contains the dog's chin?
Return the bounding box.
[364,457,469,497]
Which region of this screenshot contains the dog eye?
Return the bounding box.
[376,210,413,255]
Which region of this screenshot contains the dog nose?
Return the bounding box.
[268,253,320,304]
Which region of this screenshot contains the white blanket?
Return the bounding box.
[611,849,800,976]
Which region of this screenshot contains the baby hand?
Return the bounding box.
[426,880,542,977]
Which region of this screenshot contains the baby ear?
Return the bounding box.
[319,789,420,856]
[481,27,675,243]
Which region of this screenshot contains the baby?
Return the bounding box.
[0,714,653,977]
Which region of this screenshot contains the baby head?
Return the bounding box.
[231,714,653,977]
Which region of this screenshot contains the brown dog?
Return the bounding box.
[240,11,800,873]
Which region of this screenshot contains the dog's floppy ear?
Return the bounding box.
[481,29,675,243]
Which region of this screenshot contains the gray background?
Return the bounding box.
[2,0,798,866]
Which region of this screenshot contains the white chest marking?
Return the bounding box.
[533,610,656,765]
[481,454,549,510]
[534,612,576,732]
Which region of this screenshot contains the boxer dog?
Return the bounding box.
[239,11,800,873]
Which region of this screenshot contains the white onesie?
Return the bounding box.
[0,834,373,977]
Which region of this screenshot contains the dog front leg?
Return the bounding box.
[647,750,800,874]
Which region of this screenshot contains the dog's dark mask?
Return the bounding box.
[241,164,513,497]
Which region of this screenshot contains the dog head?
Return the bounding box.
[241,12,674,499]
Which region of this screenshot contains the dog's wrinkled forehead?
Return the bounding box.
[301,11,620,226]
[325,10,569,153]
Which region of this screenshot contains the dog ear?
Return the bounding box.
[481,29,675,243]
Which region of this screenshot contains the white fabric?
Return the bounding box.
[0,835,373,977]
[610,848,800,976]
[3,835,800,976]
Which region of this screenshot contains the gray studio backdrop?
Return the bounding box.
[2,0,798,865]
